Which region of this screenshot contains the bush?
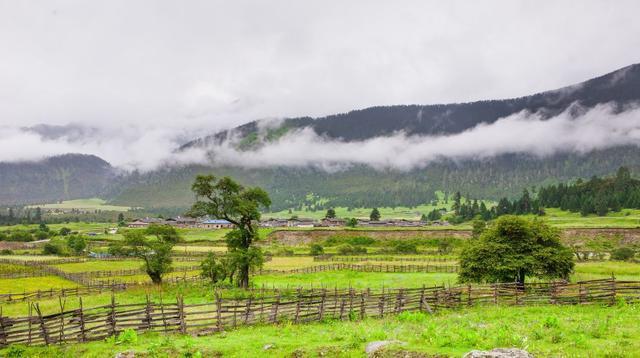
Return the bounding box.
[0,249,13,255]
[347,236,374,246]
[9,231,33,242]
[42,243,65,255]
[59,227,72,236]
[394,242,418,254]
[337,244,367,255]
[611,247,635,261]
[309,244,324,256]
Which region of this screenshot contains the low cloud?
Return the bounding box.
[2,103,640,172]
[205,103,640,170]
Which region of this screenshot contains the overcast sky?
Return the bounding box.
[1,0,640,132]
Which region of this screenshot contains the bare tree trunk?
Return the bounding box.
[237,265,250,288]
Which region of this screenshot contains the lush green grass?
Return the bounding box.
[254,271,458,290]
[27,198,133,212]
[573,261,640,281]
[3,304,638,357]
[53,259,197,273]
[0,276,78,294]
[524,208,640,228]
[0,255,64,262]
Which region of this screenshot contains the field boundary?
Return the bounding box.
[0,278,636,347]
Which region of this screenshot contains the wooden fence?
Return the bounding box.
[257,263,460,275]
[0,283,129,304]
[0,278,638,347]
[313,255,455,263]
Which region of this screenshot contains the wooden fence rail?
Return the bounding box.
[312,255,455,263]
[2,278,636,347]
[257,263,460,275]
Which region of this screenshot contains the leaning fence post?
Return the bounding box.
[270,291,281,323]
[77,297,86,342]
[34,303,50,345]
[144,294,153,331]
[108,293,117,337]
[58,297,66,344]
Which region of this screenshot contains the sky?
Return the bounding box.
[1,0,640,169]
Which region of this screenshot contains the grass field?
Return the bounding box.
[28,198,133,212]
[3,304,638,357]
[0,276,78,293]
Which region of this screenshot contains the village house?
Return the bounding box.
[126,217,165,228]
[319,218,346,227]
[287,218,316,228]
[197,219,234,229]
[165,216,198,228]
[259,218,289,228]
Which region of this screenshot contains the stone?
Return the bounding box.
[115,351,135,358]
[463,348,534,358]
[365,340,404,355]
[263,343,275,350]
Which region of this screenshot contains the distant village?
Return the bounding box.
[126,216,450,229]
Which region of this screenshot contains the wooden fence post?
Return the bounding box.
[319,289,327,321]
[77,297,86,342]
[34,303,50,345]
[177,295,186,334]
[419,285,425,311]
[270,291,281,323]
[0,307,6,346]
[159,295,168,333]
[294,288,302,323]
[610,275,617,306]
[108,293,117,337]
[214,291,223,332]
[467,284,472,306]
[244,295,253,325]
[58,297,66,344]
[144,294,153,331]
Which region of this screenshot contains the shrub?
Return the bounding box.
[337,244,367,255]
[9,231,33,242]
[59,227,72,236]
[394,241,418,254]
[611,247,635,261]
[116,329,138,344]
[309,244,324,256]
[0,249,13,255]
[42,243,64,255]
[347,236,374,246]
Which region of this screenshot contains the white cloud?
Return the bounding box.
[205,103,640,170]
[1,0,640,132]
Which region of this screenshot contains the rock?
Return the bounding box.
[115,351,135,358]
[463,348,534,358]
[365,340,404,355]
[263,343,275,350]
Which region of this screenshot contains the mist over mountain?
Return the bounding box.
[3,64,640,209]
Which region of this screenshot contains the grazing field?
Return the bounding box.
[0,276,78,293]
[3,304,638,357]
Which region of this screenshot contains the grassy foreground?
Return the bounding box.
[2,304,638,357]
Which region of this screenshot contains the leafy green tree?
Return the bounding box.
[118,224,182,284]
[38,222,49,232]
[394,242,418,254]
[309,244,324,256]
[345,218,358,228]
[59,227,72,236]
[369,208,381,221]
[437,238,454,254]
[200,253,228,284]
[66,235,87,255]
[459,216,574,285]
[471,219,486,239]
[611,247,635,261]
[43,242,64,255]
[325,208,336,219]
[189,175,271,288]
